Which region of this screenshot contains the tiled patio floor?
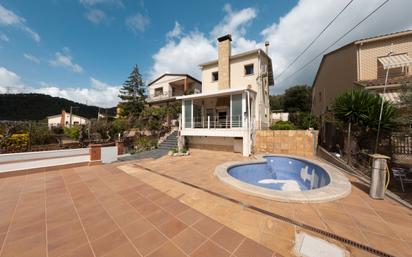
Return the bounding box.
[0,164,280,257]
[121,149,412,257]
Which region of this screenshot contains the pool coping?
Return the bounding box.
[214,154,352,203]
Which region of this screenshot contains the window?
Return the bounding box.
[212,71,219,82]
[244,64,254,75]
[154,88,163,96]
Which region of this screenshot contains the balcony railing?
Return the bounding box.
[184,115,243,129]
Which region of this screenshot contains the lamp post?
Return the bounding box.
[69,106,80,128]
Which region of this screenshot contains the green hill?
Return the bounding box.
[0,93,116,121]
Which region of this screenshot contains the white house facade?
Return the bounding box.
[47,110,89,128]
[177,35,274,156]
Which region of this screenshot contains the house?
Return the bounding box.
[146,74,202,106]
[177,34,274,156]
[312,30,412,118]
[47,110,89,128]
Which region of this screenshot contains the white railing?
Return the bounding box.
[184,115,243,129]
[147,92,172,102]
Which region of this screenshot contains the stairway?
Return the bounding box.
[158,131,178,150]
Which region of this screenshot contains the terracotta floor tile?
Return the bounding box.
[147,209,174,227]
[134,202,161,217]
[58,244,95,257]
[259,232,293,257]
[47,219,83,244]
[6,221,46,243]
[91,230,129,257]
[211,227,244,253]
[48,231,88,257]
[163,201,190,216]
[111,210,142,228]
[158,218,187,239]
[177,209,205,226]
[233,238,273,257]
[190,240,230,257]
[193,217,223,237]
[146,241,186,257]
[101,242,141,257]
[1,232,46,257]
[82,217,119,241]
[122,219,154,240]
[132,229,167,256]
[172,227,206,254]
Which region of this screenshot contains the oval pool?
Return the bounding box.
[214,155,351,203]
[228,156,330,192]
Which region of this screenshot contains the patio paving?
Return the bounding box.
[120,149,412,257]
[0,163,280,257]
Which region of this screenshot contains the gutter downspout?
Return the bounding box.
[247,90,251,155]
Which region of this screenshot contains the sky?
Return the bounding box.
[0,0,412,108]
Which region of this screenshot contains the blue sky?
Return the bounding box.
[1,0,411,107]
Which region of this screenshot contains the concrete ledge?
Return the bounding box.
[214,154,351,203]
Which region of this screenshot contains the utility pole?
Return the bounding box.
[69,106,79,128]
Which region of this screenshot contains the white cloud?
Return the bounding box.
[85,9,107,24]
[49,48,83,73]
[0,66,120,107]
[0,67,27,93]
[166,21,182,39]
[150,1,412,94]
[126,13,150,33]
[0,32,9,42]
[261,0,412,94]
[35,78,121,107]
[150,31,216,79]
[149,4,258,81]
[23,53,40,64]
[0,4,40,42]
[210,4,256,39]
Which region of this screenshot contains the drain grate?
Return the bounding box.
[133,164,395,257]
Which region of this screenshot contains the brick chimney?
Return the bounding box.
[217,34,231,90]
[60,110,66,127]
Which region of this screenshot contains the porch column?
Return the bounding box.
[184,78,188,94]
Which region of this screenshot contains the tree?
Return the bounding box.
[269,95,284,111]
[283,85,312,112]
[118,65,146,118]
[396,83,412,130]
[333,89,396,164]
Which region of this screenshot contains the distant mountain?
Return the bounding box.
[0,93,117,121]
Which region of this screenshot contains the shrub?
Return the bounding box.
[270,121,296,130]
[64,126,80,140]
[134,136,157,151]
[0,133,29,152]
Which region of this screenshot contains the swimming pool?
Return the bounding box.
[214,154,351,203]
[228,156,330,192]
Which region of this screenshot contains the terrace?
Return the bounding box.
[0,149,410,257]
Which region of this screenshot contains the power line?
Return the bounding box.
[276,0,355,80]
[277,0,390,85]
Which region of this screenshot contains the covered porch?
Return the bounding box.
[177,88,256,156]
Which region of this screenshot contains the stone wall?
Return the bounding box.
[255,130,318,157]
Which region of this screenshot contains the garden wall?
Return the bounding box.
[255,130,318,157]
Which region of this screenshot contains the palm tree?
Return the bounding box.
[333,89,371,164]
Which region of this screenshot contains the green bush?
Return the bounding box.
[134,136,157,151]
[0,133,29,152]
[64,126,80,139]
[270,121,296,130]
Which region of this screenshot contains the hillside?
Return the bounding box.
[0,93,116,121]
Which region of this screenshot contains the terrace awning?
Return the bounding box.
[378,54,412,69]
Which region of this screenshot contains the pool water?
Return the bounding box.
[228,156,330,191]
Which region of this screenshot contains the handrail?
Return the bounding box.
[184,115,243,129]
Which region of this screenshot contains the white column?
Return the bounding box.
[181,100,185,130]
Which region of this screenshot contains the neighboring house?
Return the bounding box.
[177,34,274,156]
[48,110,89,128]
[312,30,412,117]
[146,74,202,107]
[271,112,289,122]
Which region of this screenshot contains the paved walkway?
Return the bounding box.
[122,149,412,257]
[0,164,279,257]
[118,149,169,162]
